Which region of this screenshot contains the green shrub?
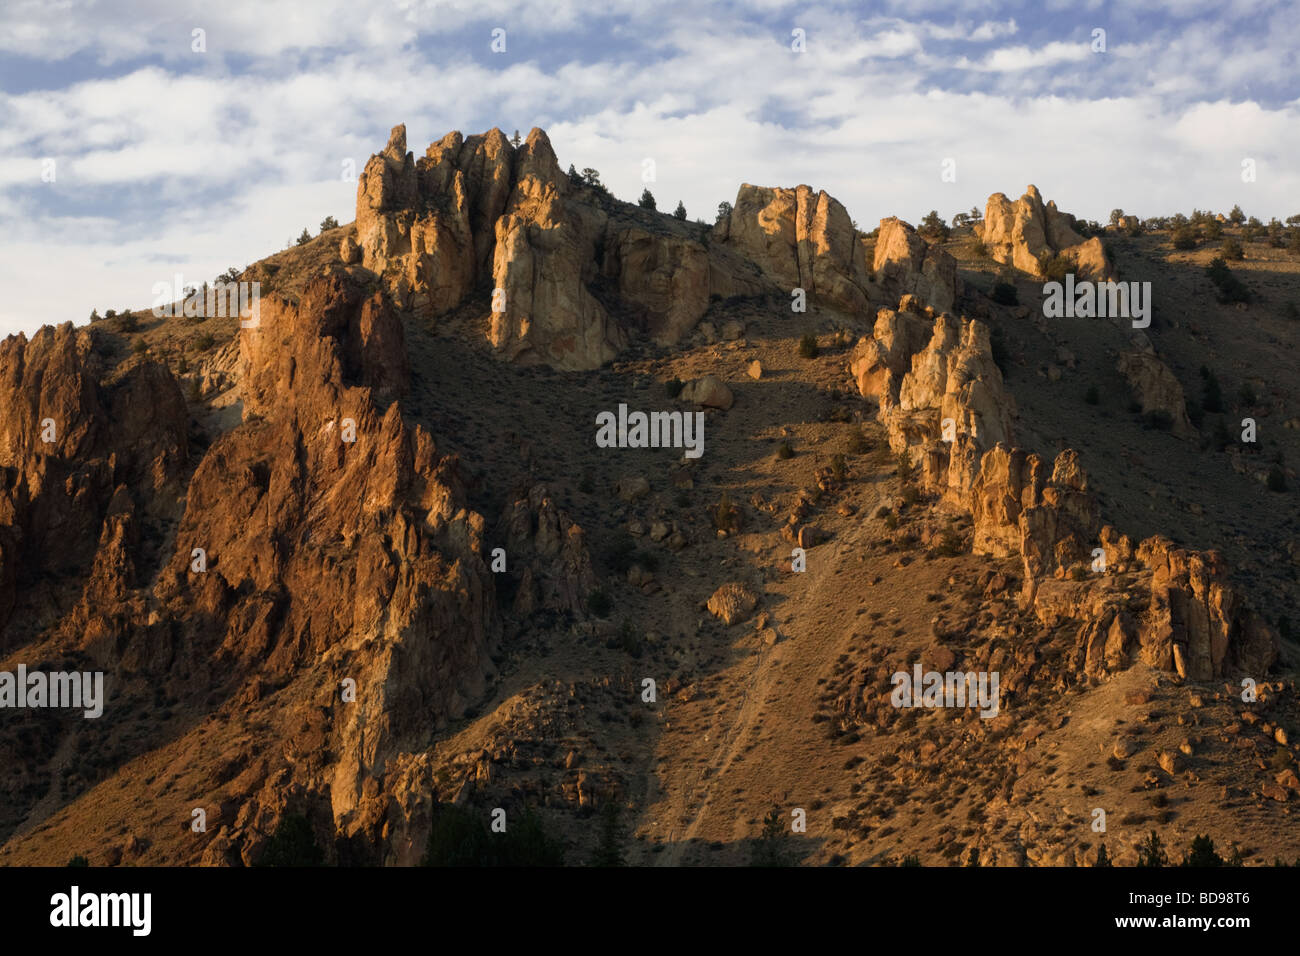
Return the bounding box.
[990,281,1018,306]
[714,490,740,533]
[1137,831,1167,867]
[798,333,819,359]
[776,441,794,460]
[1200,367,1224,412]
[830,454,846,483]
[256,813,325,867]
[1038,251,1071,283]
[607,620,643,658]
[1171,225,1197,250]
[587,589,612,617]
[1221,238,1244,260]
[665,377,684,398]
[421,803,564,867]
[1205,256,1252,304]
[1143,410,1174,431]
[1181,834,1224,868]
[935,528,963,557]
[846,429,869,454]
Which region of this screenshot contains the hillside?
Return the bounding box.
[1,126,1297,868]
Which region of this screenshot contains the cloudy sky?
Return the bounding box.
[1,0,1297,336]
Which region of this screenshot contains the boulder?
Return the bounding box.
[1116,350,1194,435]
[706,582,759,625]
[680,375,734,409]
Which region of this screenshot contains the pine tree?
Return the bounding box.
[296,227,312,246]
[592,801,625,866]
[256,813,325,867]
[638,188,656,210]
[1181,834,1224,867]
[673,200,687,220]
[749,805,786,866]
[1137,830,1167,867]
[1095,842,1111,867]
[511,129,521,146]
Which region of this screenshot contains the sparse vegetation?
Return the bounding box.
[798,333,819,358]
[1171,225,1197,250]
[421,803,564,866]
[1205,256,1252,304]
[256,813,325,867]
[1137,830,1168,867]
[750,805,787,866]
[990,281,1018,306]
[587,589,612,618]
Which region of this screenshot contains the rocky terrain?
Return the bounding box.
[1,125,1297,867]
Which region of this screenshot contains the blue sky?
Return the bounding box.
[1,0,1298,336]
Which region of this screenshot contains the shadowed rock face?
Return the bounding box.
[981,185,1113,281]
[0,324,189,643]
[0,274,509,864]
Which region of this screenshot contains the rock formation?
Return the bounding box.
[980,186,1112,280]
[1116,349,1194,435]
[850,292,1276,682]
[717,186,957,316]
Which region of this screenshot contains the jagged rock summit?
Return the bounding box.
[350,124,960,369]
[980,185,1112,280]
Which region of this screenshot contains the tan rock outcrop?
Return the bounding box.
[490,129,626,369]
[873,218,957,314]
[707,582,759,625]
[981,186,1113,280]
[1116,350,1194,435]
[603,227,710,345]
[680,374,734,409]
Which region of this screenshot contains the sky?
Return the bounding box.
[1,0,1298,337]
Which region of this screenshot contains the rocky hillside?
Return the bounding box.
[1,126,1297,867]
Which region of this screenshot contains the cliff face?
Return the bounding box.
[849,291,1276,683]
[0,124,1289,868]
